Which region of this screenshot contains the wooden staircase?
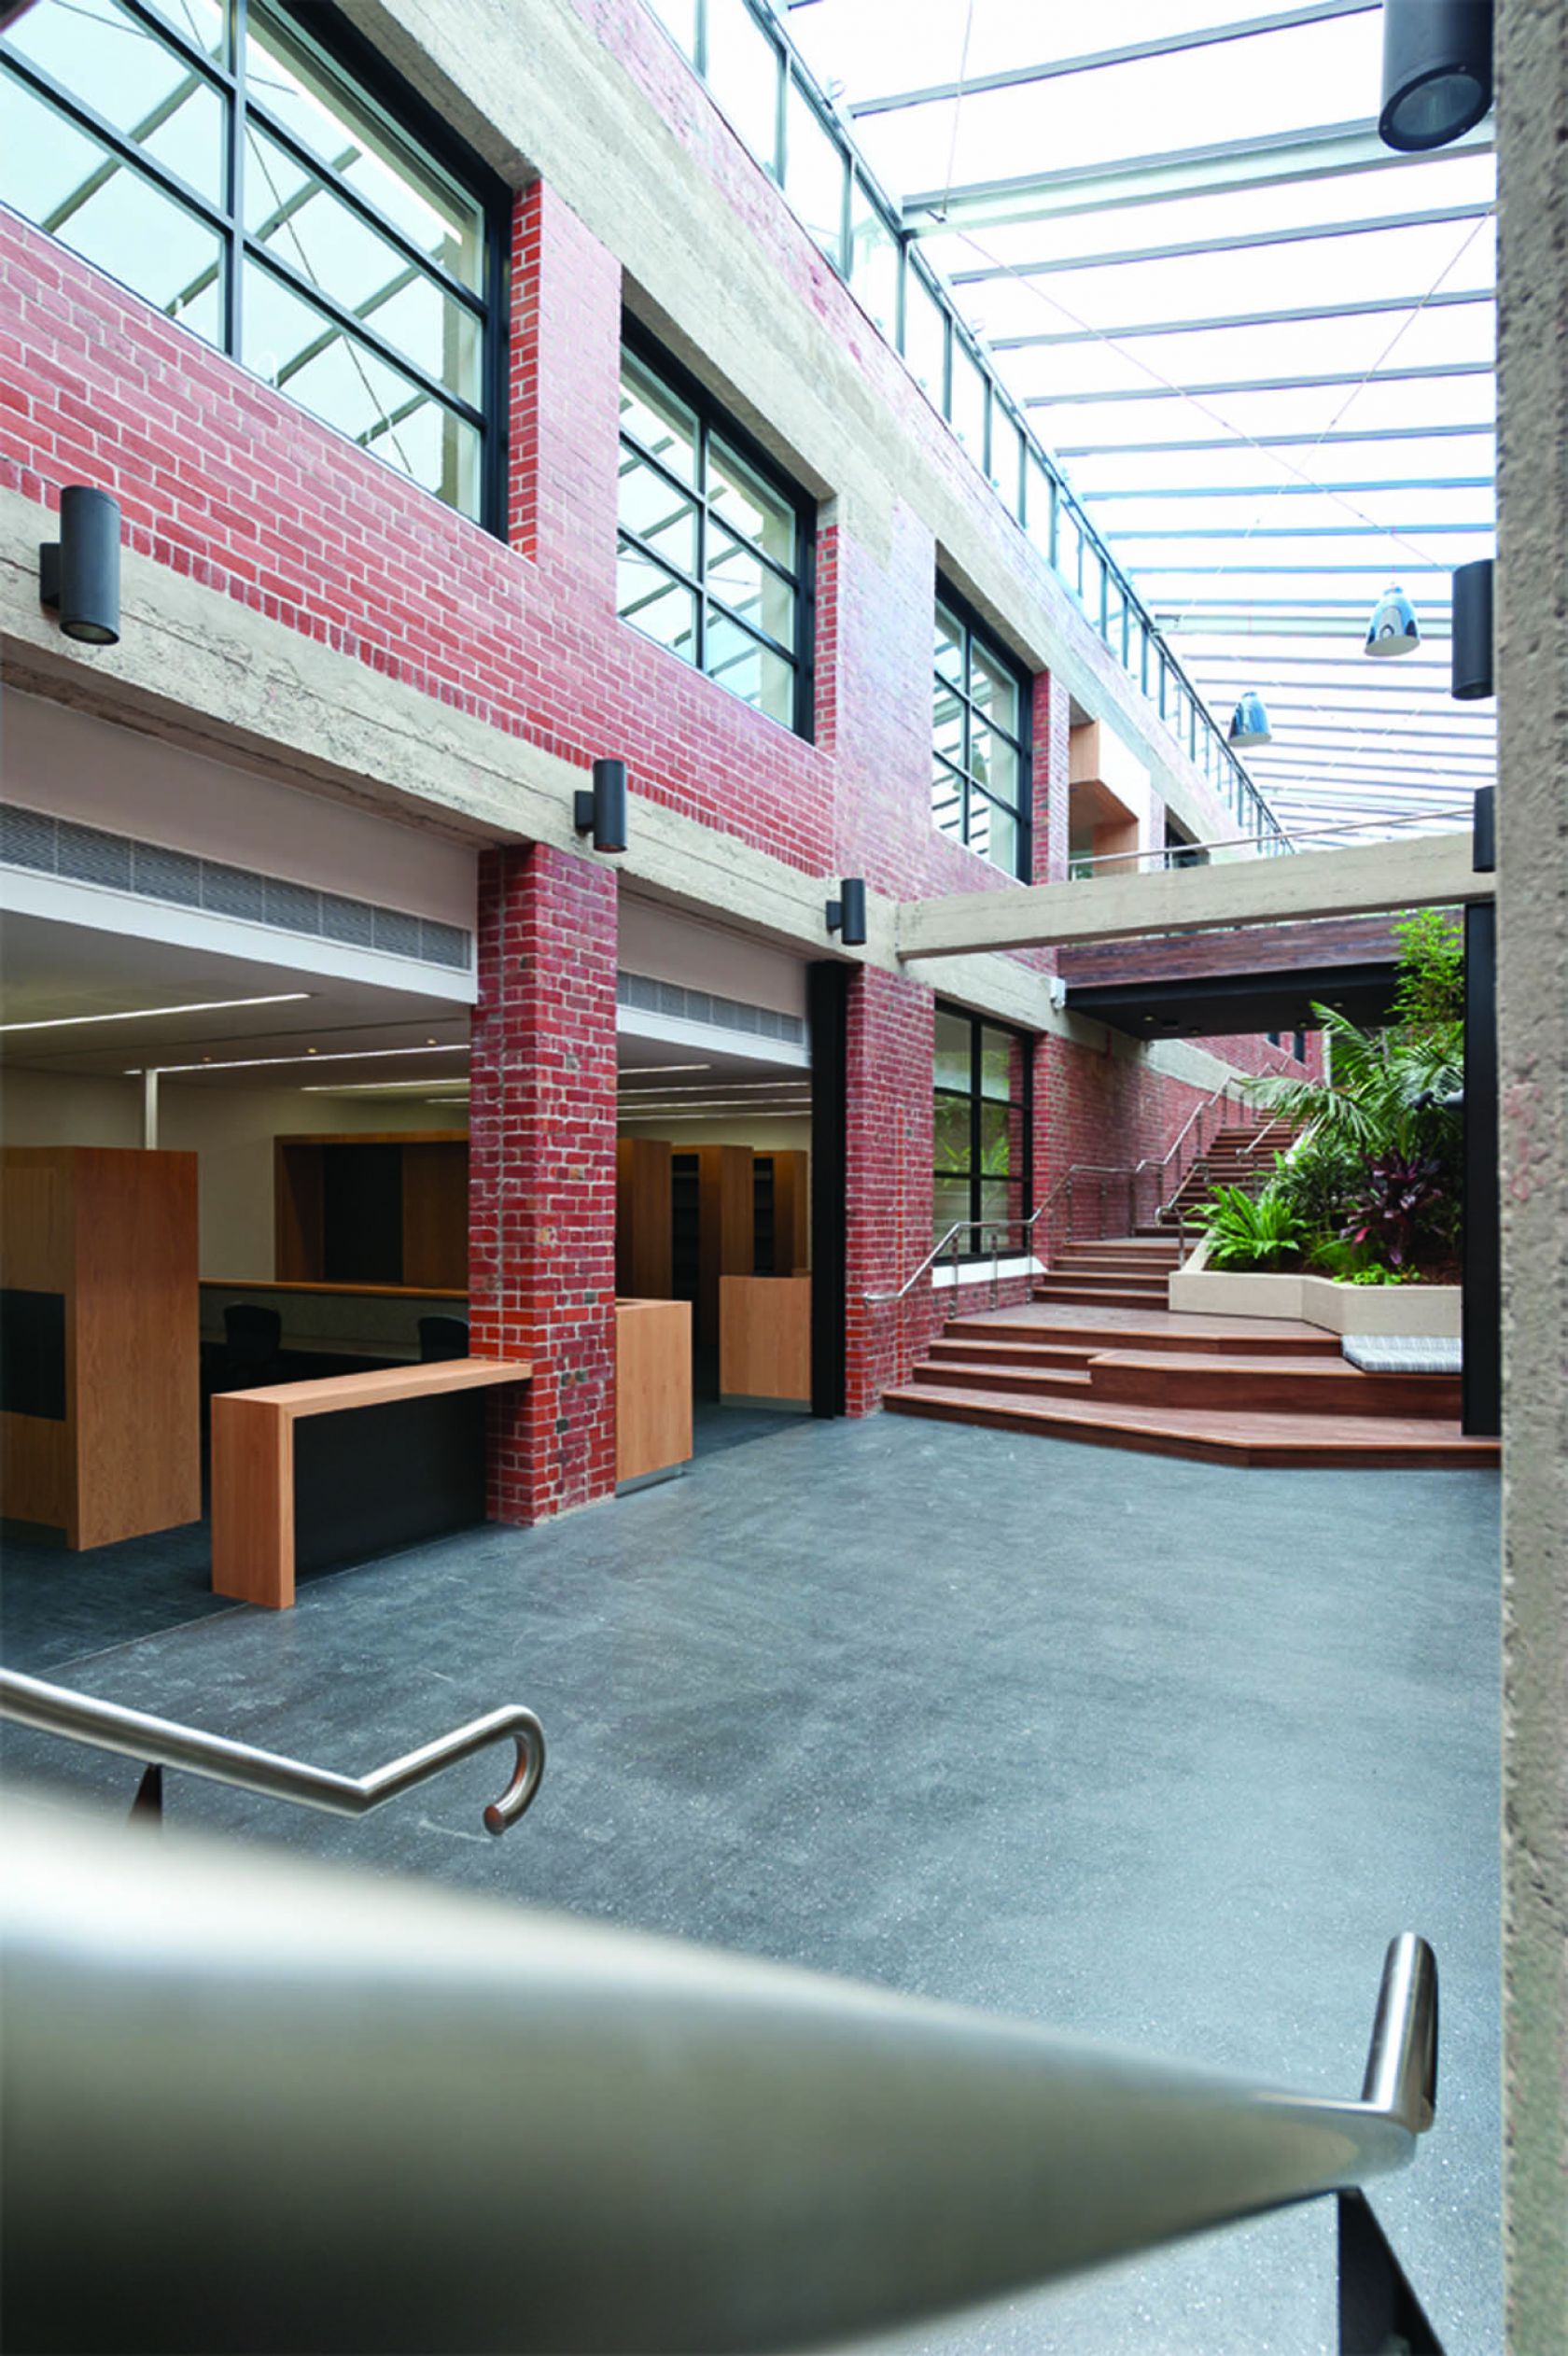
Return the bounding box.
[1151,1119,1291,1233]
[884,1301,1498,1469]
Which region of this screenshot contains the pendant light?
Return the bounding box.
[1365,582,1421,659]
[1379,0,1492,153]
[1227,692,1272,748]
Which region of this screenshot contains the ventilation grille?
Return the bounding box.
[618,969,805,1045]
[1,804,472,973]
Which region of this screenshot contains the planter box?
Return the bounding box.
[1169,1243,1461,1338]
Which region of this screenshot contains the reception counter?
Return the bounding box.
[211,1356,528,1608]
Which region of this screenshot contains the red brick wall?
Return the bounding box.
[469,843,619,1521]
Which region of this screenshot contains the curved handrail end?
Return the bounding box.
[1361,1932,1438,2136]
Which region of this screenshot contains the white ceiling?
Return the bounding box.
[788,0,1496,843]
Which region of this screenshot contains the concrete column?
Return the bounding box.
[1496,2,1568,2342]
[469,843,619,1523]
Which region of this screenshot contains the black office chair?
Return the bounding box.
[223,1304,283,1388]
[419,1316,470,1364]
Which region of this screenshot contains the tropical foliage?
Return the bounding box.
[1197,912,1465,1283]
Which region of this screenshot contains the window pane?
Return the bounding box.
[932,683,964,769]
[0,71,224,341]
[970,726,1018,813]
[969,643,1019,740]
[977,1178,1013,1242]
[848,175,898,341]
[706,606,794,723]
[1083,540,1106,629]
[1104,575,1126,659]
[980,1028,1015,1102]
[708,436,796,569]
[245,122,480,401]
[933,602,963,682]
[705,0,780,173]
[645,0,698,57]
[1057,503,1083,598]
[621,356,698,484]
[977,1099,1011,1177]
[243,258,480,512]
[138,0,226,60]
[618,449,698,575]
[903,264,946,404]
[949,336,987,458]
[246,0,483,290]
[931,757,964,841]
[934,1009,972,1093]
[5,0,226,201]
[786,77,844,264]
[992,407,1025,512]
[618,540,697,658]
[968,794,1019,877]
[1026,451,1054,559]
[933,1093,970,1174]
[708,527,795,649]
[933,1176,971,1251]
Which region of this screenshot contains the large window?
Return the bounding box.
[0,0,506,525]
[617,330,815,736]
[932,591,1031,880]
[933,1006,1032,1257]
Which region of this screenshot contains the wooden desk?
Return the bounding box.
[211,1357,529,1610]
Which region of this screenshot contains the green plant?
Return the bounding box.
[1248,1004,1463,1171]
[1391,907,1465,1035]
[1200,1183,1307,1270]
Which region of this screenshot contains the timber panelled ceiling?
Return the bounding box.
[786,0,1496,846]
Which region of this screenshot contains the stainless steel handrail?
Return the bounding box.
[1,1802,1438,2354]
[0,1668,545,1837]
[1067,805,1472,876]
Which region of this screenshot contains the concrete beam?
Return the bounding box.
[898,833,1491,961]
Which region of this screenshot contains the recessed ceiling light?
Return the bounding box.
[0,991,313,1035]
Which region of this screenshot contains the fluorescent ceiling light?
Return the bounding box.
[299,1078,471,1095]
[127,1045,467,1077]
[615,1062,712,1075]
[1,991,312,1036]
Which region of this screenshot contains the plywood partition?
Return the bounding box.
[764,1150,810,1275]
[720,1274,812,1405]
[616,1137,673,1298]
[696,1144,754,1348]
[0,1146,200,1548]
[614,1298,692,1485]
[274,1133,468,1286]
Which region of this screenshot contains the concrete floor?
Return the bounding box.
[0,1413,1501,2354]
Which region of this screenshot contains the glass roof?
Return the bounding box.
[788,0,1496,843]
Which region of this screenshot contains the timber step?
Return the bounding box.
[906,1358,1093,1398]
[1032,1281,1173,1306]
[881,1381,1498,1470]
[942,1315,1344,1357]
[925,1337,1101,1371]
[1087,1351,1463,1420]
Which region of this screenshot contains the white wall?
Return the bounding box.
[618,895,807,1017]
[0,1067,465,1278]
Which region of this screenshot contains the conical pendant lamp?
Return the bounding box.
[1228,692,1273,748]
[1365,582,1421,659]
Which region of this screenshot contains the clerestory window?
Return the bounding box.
[616,327,815,737]
[932,587,1032,880]
[0,0,508,526]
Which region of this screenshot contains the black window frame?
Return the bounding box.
[932,1003,1034,1262]
[617,316,817,742]
[932,580,1033,883]
[0,0,511,533]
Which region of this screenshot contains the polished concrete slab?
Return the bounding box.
[0,1414,1500,2354]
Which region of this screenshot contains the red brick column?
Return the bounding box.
[843,964,937,1414]
[469,843,619,1522]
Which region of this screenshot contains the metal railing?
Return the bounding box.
[0,1668,545,1837]
[1,1800,1441,2351]
[1066,804,1473,880]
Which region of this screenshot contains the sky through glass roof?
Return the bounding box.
[787,0,1496,843]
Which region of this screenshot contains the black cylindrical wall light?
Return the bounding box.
[38,484,121,645]
[1451,557,1494,701]
[1379,0,1492,152]
[826,878,867,948]
[573,757,628,854]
